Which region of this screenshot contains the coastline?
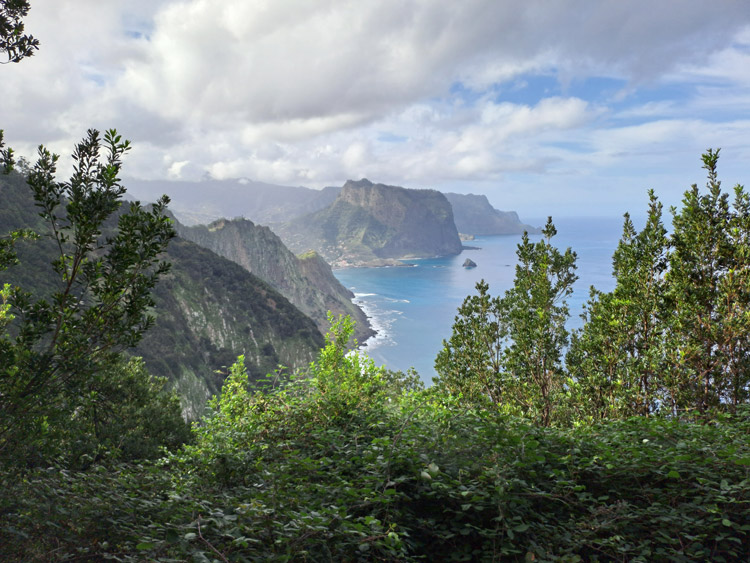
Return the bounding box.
[350,292,391,352]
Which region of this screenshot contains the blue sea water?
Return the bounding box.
[333,216,635,384]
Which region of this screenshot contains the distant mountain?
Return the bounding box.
[273,179,463,267]
[174,216,373,344]
[444,193,540,235]
[124,178,339,226]
[125,178,540,239]
[0,172,324,419]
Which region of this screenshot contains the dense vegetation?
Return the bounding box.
[1,317,748,561]
[437,150,750,426]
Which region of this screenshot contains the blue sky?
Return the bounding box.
[1,0,749,219]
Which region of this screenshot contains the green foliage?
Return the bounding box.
[56,357,192,467]
[0,0,38,63]
[665,149,750,415]
[568,191,669,420]
[1,314,748,561]
[443,151,750,425]
[567,150,750,420]
[436,218,577,425]
[2,386,748,561]
[435,279,509,405]
[502,219,578,426]
[0,129,176,465]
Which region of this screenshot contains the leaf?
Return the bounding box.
[136,542,155,550]
[667,470,680,479]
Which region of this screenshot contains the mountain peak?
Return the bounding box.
[343,178,374,188]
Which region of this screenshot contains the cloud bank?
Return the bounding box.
[1,0,749,215]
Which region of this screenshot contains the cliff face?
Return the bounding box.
[444,192,540,236]
[0,173,324,419]
[174,217,373,344]
[275,179,463,266]
[137,238,324,419]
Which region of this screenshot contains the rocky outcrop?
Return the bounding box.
[462,258,477,268]
[274,179,463,266]
[174,217,373,343]
[444,192,540,235]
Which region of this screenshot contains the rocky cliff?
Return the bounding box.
[135,238,324,419]
[444,192,540,236]
[174,217,373,344]
[274,179,463,266]
[0,172,324,419]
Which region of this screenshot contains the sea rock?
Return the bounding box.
[462,258,477,268]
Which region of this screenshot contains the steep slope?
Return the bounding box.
[124,178,339,226]
[136,238,323,418]
[444,192,540,235]
[174,217,373,343]
[274,179,463,267]
[0,172,324,418]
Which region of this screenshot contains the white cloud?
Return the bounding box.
[1,1,749,216]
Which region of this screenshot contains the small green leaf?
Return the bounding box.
[667,470,680,479]
[136,542,155,550]
[722,519,732,527]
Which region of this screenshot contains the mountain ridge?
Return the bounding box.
[0,172,324,419]
[173,215,374,343]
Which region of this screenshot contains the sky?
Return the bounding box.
[2,0,750,218]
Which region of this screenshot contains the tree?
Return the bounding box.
[0,128,175,462]
[502,218,578,426]
[434,279,509,405]
[567,192,669,420]
[0,0,38,64]
[664,149,750,415]
[435,219,577,425]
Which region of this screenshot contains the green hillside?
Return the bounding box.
[0,171,323,418]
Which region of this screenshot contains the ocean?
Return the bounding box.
[333,216,635,384]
